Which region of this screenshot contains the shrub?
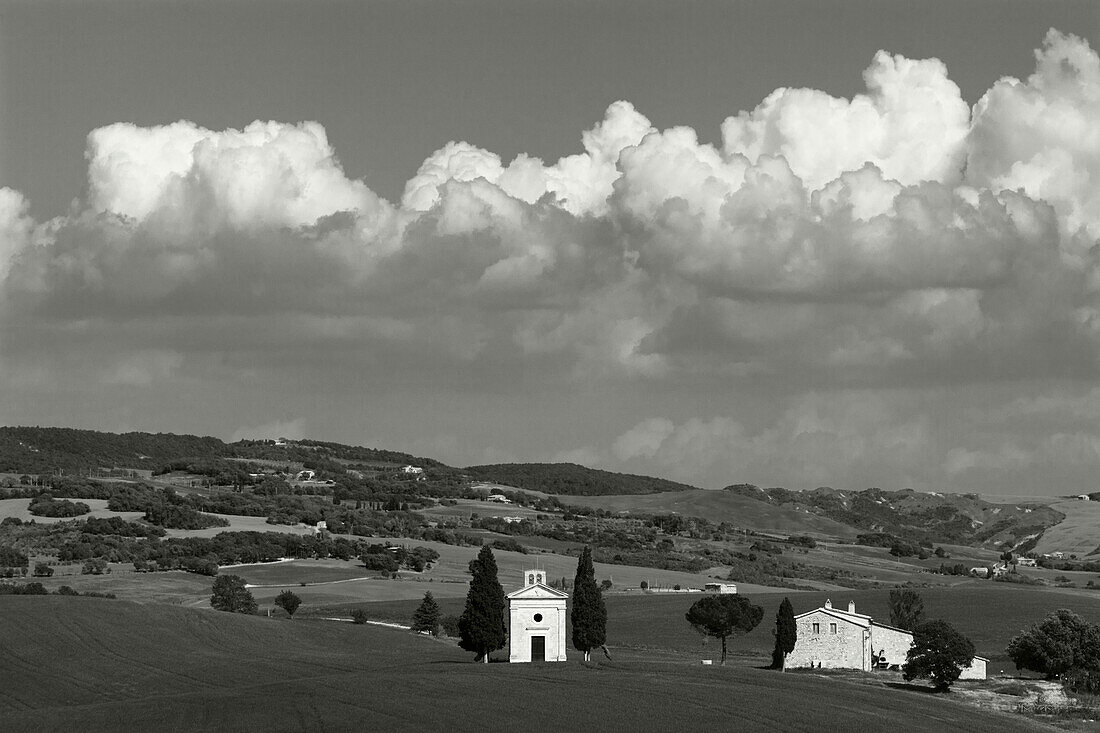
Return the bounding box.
[210,575,258,614]
[33,562,53,577]
[81,558,108,575]
[56,585,79,596]
[903,620,975,691]
[351,609,368,625]
[440,614,461,637]
[28,495,90,518]
[274,590,302,618]
[1007,609,1100,678]
[640,580,649,591]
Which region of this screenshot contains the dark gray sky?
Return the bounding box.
[1,0,1099,495]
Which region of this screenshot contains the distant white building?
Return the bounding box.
[1017,557,1037,567]
[401,465,424,475]
[1079,494,1091,501]
[703,582,737,594]
[507,569,568,663]
[786,599,986,680]
[486,494,513,504]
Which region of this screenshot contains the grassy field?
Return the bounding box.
[0,497,143,524]
[342,583,1100,674]
[559,489,861,538]
[1031,500,1100,557]
[0,597,1054,732]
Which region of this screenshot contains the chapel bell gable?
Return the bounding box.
[525,570,545,587]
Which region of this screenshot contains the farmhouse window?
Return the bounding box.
[830,623,837,634]
[812,623,820,634]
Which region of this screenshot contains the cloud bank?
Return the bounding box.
[2,30,1099,493]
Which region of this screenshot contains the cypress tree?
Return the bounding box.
[771,597,797,670]
[412,591,442,635]
[570,545,607,661]
[458,545,507,662]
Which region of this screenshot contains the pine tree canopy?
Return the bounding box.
[412,591,442,634]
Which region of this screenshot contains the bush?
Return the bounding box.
[33,562,53,577]
[210,575,258,614]
[81,558,109,575]
[903,620,975,691]
[440,614,461,637]
[57,585,79,596]
[28,495,90,518]
[274,590,302,618]
[351,609,368,625]
[1007,609,1100,678]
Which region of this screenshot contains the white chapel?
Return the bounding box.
[506,569,569,663]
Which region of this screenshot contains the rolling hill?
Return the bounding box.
[464,462,699,496]
[0,597,1049,732]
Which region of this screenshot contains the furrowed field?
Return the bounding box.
[0,597,1053,733]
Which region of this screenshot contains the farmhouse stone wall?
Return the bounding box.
[869,624,912,669]
[958,657,987,680]
[786,610,869,670]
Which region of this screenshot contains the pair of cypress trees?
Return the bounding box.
[457,544,607,662]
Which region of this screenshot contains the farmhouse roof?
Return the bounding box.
[795,605,872,626]
[506,583,569,600]
[870,620,913,636]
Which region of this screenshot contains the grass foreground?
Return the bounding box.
[0,596,1055,732]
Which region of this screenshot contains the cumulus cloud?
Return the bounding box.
[1,30,1099,492]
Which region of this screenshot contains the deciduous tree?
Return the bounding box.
[571,546,607,661]
[903,620,975,691]
[210,574,257,614]
[412,591,442,635]
[888,588,925,631]
[685,595,764,665]
[771,597,797,670]
[458,546,506,662]
[1006,609,1100,678]
[274,590,301,618]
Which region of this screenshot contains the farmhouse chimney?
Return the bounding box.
[848,601,856,613]
[825,599,832,609]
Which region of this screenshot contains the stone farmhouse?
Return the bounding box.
[506,569,568,663]
[786,599,986,680]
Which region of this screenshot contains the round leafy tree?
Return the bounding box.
[274,590,301,618]
[571,545,607,661]
[1006,609,1100,679]
[412,591,442,635]
[903,620,975,691]
[685,594,764,665]
[771,597,797,670]
[210,574,258,614]
[458,546,506,662]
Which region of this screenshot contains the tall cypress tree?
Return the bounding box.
[570,545,607,661]
[771,597,797,670]
[458,545,507,662]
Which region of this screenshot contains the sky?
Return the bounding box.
[1,0,1099,495]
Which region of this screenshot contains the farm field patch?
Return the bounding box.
[0,597,1050,733]
[0,497,142,524]
[559,489,861,538]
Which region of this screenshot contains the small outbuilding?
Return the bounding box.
[507,569,568,663]
[704,582,738,594]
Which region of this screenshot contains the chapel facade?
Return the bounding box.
[506,569,569,663]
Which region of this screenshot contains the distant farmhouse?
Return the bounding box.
[786,599,986,679]
[401,465,424,475]
[486,494,513,504]
[703,582,737,594]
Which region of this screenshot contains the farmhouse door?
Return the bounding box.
[531,635,546,661]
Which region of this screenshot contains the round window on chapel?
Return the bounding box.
[533,613,543,623]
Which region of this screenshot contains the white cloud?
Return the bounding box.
[0,31,1099,492]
